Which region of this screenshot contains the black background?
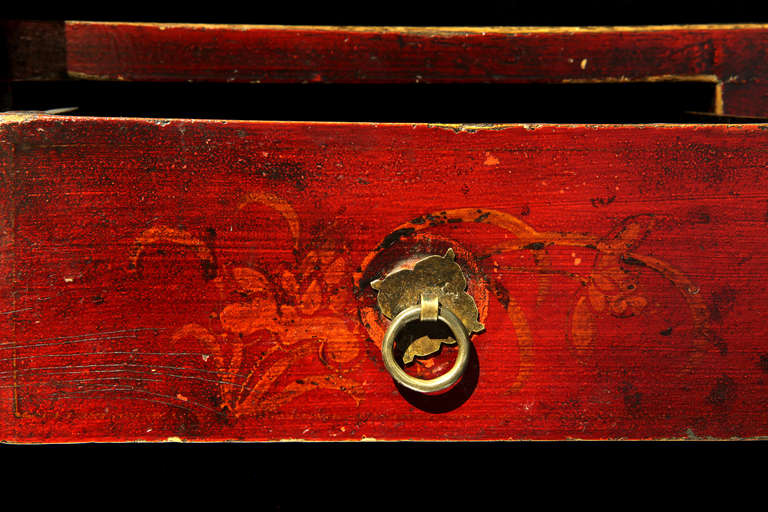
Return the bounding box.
[2,1,766,505]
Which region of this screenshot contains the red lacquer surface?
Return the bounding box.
[58,22,768,116]
[2,114,768,441]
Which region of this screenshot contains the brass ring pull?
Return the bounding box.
[380,296,470,394]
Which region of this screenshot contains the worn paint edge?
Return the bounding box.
[0,113,42,125]
[65,20,768,36]
[67,70,126,81]
[3,113,767,130]
[715,82,725,115]
[561,74,720,84]
[65,71,725,86]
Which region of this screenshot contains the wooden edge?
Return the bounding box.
[5,111,768,127]
[65,20,768,34]
[5,20,768,117]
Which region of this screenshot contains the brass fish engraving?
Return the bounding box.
[402,335,457,364]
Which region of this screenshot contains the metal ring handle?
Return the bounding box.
[381,305,470,393]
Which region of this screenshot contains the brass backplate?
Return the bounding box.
[371,248,484,363]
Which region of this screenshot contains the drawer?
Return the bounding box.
[3,116,768,440]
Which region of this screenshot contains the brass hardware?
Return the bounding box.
[371,248,483,393]
[380,303,470,393]
[402,335,456,365]
[419,292,439,321]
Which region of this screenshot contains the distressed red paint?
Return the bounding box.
[7,22,768,116]
[2,114,768,441]
[58,22,768,117]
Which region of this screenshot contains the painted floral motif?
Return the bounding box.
[130,192,362,417]
[356,209,712,393]
[131,197,712,417]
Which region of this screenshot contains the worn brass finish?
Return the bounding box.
[380,305,470,393]
[372,248,482,393]
[402,335,456,365]
[419,292,439,321]
[370,248,484,333]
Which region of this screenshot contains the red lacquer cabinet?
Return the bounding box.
[3,21,768,441]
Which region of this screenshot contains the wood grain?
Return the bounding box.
[10,22,768,116]
[2,113,768,441]
[42,22,768,116]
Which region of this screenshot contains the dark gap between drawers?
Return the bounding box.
[5,80,720,123]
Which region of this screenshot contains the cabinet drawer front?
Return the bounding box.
[2,115,767,441]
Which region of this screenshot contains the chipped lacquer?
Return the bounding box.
[2,114,768,440]
[8,21,768,116]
